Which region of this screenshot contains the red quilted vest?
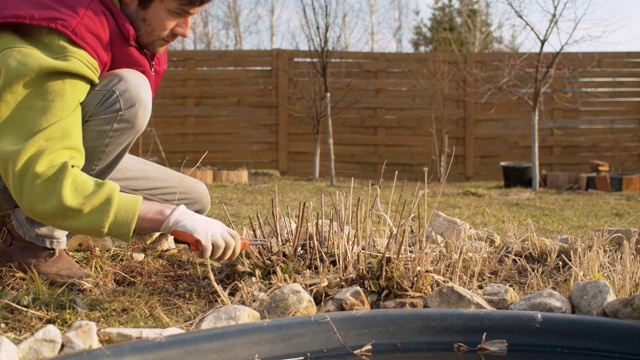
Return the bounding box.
[0,0,167,96]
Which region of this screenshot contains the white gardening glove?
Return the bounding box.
[160,205,241,261]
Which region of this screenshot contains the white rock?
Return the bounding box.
[137,232,176,250]
[98,327,184,345]
[318,285,371,313]
[426,283,495,310]
[0,336,18,360]
[196,305,261,330]
[255,283,317,319]
[427,212,471,241]
[60,321,102,355]
[130,252,146,261]
[17,324,62,360]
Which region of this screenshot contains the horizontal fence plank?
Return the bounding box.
[146,50,640,181]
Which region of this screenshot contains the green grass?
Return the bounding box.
[1,174,639,342]
[209,175,639,241]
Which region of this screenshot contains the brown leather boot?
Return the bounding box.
[0,215,91,284]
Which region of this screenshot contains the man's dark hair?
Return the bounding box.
[137,0,212,10]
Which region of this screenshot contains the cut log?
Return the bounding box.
[545,172,580,190]
[181,169,213,184]
[212,169,248,184]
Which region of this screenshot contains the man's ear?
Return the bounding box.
[120,0,139,10]
[119,0,139,17]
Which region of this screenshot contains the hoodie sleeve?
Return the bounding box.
[0,25,142,241]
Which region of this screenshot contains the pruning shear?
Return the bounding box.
[240,237,269,250]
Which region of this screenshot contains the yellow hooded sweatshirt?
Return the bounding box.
[0,23,141,241]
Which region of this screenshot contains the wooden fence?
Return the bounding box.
[140,50,640,182]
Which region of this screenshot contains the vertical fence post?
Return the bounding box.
[464,53,477,179]
[184,54,196,168]
[551,87,561,172]
[275,50,289,174]
[375,64,387,176]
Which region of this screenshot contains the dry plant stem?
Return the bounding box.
[176,151,209,203]
[272,196,283,258]
[291,202,306,253]
[386,171,398,228]
[348,178,354,235]
[206,260,231,306]
[391,176,406,228]
[321,315,372,359]
[0,299,49,319]
[221,203,236,231]
[423,168,429,246]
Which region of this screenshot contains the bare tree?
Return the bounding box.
[342,0,349,50]
[270,0,276,48]
[500,0,594,191]
[366,0,377,52]
[227,0,244,49]
[297,0,346,184]
[392,0,405,52]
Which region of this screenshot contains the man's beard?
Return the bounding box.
[129,7,165,54]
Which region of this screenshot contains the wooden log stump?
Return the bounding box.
[181,169,213,184]
[212,169,248,184]
[179,168,248,184]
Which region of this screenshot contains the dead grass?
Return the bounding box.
[1,173,639,341]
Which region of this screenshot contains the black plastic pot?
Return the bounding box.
[500,161,533,188]
[58,309,640,359]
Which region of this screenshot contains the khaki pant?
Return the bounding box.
[0,69,210,249]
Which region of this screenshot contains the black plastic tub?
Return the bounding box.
[500,161,533,188]
[58,309,640,359]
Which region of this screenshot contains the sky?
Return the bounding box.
[507,0,640,52]
[577,1,640,52]
[177,0,640,53]
[414,0,640,53]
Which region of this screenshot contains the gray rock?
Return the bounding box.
[605,294,640,320]
[483,283,518,310]
[594,228,638,242]
[17,324,62,360]
[305,220,354,249]
[466,240,490,257]
[509,289,571,314]
[66,235,114,252]
[98,327,184,345]
[196,305,261,330]
[569,281,616,316]
[593,228,639,254]
[60,321,101,355]
[318,285,370,313]
[0,336,18,360]
[552,235,580,246]
[522,235,570,256]
[474,228,501,247]
[378,298,426,309]
[427,212,471,241]
[426,283,495,310]
[255,283,316,319]
[261,216,297,241]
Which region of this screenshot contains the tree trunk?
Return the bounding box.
[326,92,335,186]
[440,130,448,183]
[531,106,540,191]
[313,132,321,179]
[270,0,275,49]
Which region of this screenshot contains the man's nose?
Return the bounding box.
[174,18,191,38]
